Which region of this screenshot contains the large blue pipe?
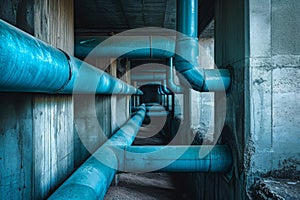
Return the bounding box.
[75,35,175,59]
[175,0,204,91]
[49,104,146,200]
[175,0,231,92]
[0,20,142,95]
[123,145,232,173]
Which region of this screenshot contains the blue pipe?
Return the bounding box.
[146,111,169,117]
[131,73,165,81]
[75,35,175,59]
[175,0,204,91]
[175,0,231,92]
[123,145,232,172]
[203,69,231,92]
[166,57,185,93]
[49,104,146,200]
[159,80,173,95]
[0,20,142,95]
[50,103,232,199]
[157,87,163,95]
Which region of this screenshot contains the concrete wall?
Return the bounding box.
[0,1,119,199]
[187,0,300,199]
[247,0,300,185]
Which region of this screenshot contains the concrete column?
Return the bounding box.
[0,1,77,199]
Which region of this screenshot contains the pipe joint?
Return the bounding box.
[55,49,73,93]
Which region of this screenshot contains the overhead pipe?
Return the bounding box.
[161,80,173,95]
[123,145,232,172]
[175,0,204,91]
[166,57,185,93]
[175,0,231,92]
[158,85,165,95]
[75,35,175,59]
[131,73,166,81]
[75,9,231,93]
[49,104,147,200]
[77,36,231,93]
[0,20,142,95]
[132,105,166,113]
[146,111,169,117]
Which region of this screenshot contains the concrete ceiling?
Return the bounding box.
[75,0,214,36]
[75,0,176,35]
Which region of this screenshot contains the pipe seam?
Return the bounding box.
[55,49,73,93]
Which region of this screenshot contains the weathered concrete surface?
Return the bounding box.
[0,0,34,34]
[105,173,178,200]
[191,38,215,144]
[0,94,33,199]
[32,95,74,199]
[247,0,300,190]
[0,1,107,199]
[250,178,300,200]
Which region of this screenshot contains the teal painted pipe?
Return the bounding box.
[175,0,205,91]
[75,35,175,59]
[123,145,232,173]
[146,111,169,117]
[131,73,165,81]
[203,69,231,92]
[60,57,143,95]
[158,80,173,95]
[0,20,141,95]
[166,57,185,93]
[49,105,146,200]
[175,0,231,92]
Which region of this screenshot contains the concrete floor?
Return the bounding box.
[105,127,189,200]
[105,173,179,200]
[250,178,300,200]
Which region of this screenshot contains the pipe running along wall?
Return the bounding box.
[0,20,142,95]
[49,104,147,200]
[123,145,232,172]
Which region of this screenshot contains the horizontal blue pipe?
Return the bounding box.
[146,111,169,117]
[131,73,165,81]
[76,35,231,93]
[0,20,141,95]
[75,36,175,59]
[123,145,232,173]
[203,69,231,92]
[61,57,143,94]
[49,104,146,200]
[132,105,166,113]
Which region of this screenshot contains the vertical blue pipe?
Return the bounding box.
[175,0,205,91]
